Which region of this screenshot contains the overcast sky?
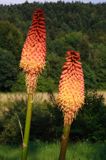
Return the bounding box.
[0,0,105,5]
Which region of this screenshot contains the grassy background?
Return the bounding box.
[0,91,106,106]
[0,142,106,160]
[0,92,106,159]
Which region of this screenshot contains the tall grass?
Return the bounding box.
[0,141,106,160]
[0,91,106,107]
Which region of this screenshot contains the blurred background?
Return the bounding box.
[0,1,106,159]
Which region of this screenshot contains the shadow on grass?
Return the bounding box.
[67,142,106,160]
[0,145,21,160]
[28,141,59,160]
[0,142,40,160]
[0,142,106,160]
[92,143,106,160]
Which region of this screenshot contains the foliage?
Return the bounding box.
[0,92,106,144]
[0,48,18,91]
[83,63,97,89]
[37,75,57,92]
[0,96,63,144]
[11,72,26,92]
[0,21,23,60]
[0,99,26,144]
[0,2,106,91]
[0,21,23,91]
[71,91,106,142]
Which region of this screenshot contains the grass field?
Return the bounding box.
[0,91,106,106]
[97,91,106,104]
[0,91,106,160]
[0,141,106,160]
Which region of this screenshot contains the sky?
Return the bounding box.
[0,0,105,5]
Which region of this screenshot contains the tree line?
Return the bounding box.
[0,1,106,92]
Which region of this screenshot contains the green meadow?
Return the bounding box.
[0,141,106,160]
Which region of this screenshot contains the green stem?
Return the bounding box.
[59,124,71,160]
[21,93,33,160]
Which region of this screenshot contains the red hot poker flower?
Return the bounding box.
[20,9,46,93]
[57,50,84,125]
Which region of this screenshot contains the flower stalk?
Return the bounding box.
[59,124,71,160]
[21,94,33,160]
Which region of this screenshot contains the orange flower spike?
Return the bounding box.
[57,50,84,125]
[20,9,46,160]
[20,9,46,93]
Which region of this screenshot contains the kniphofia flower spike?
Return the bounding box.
[57,50,84,125]
[57,50,84,160]
[20,9,46,160]
[20,9,46,93]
